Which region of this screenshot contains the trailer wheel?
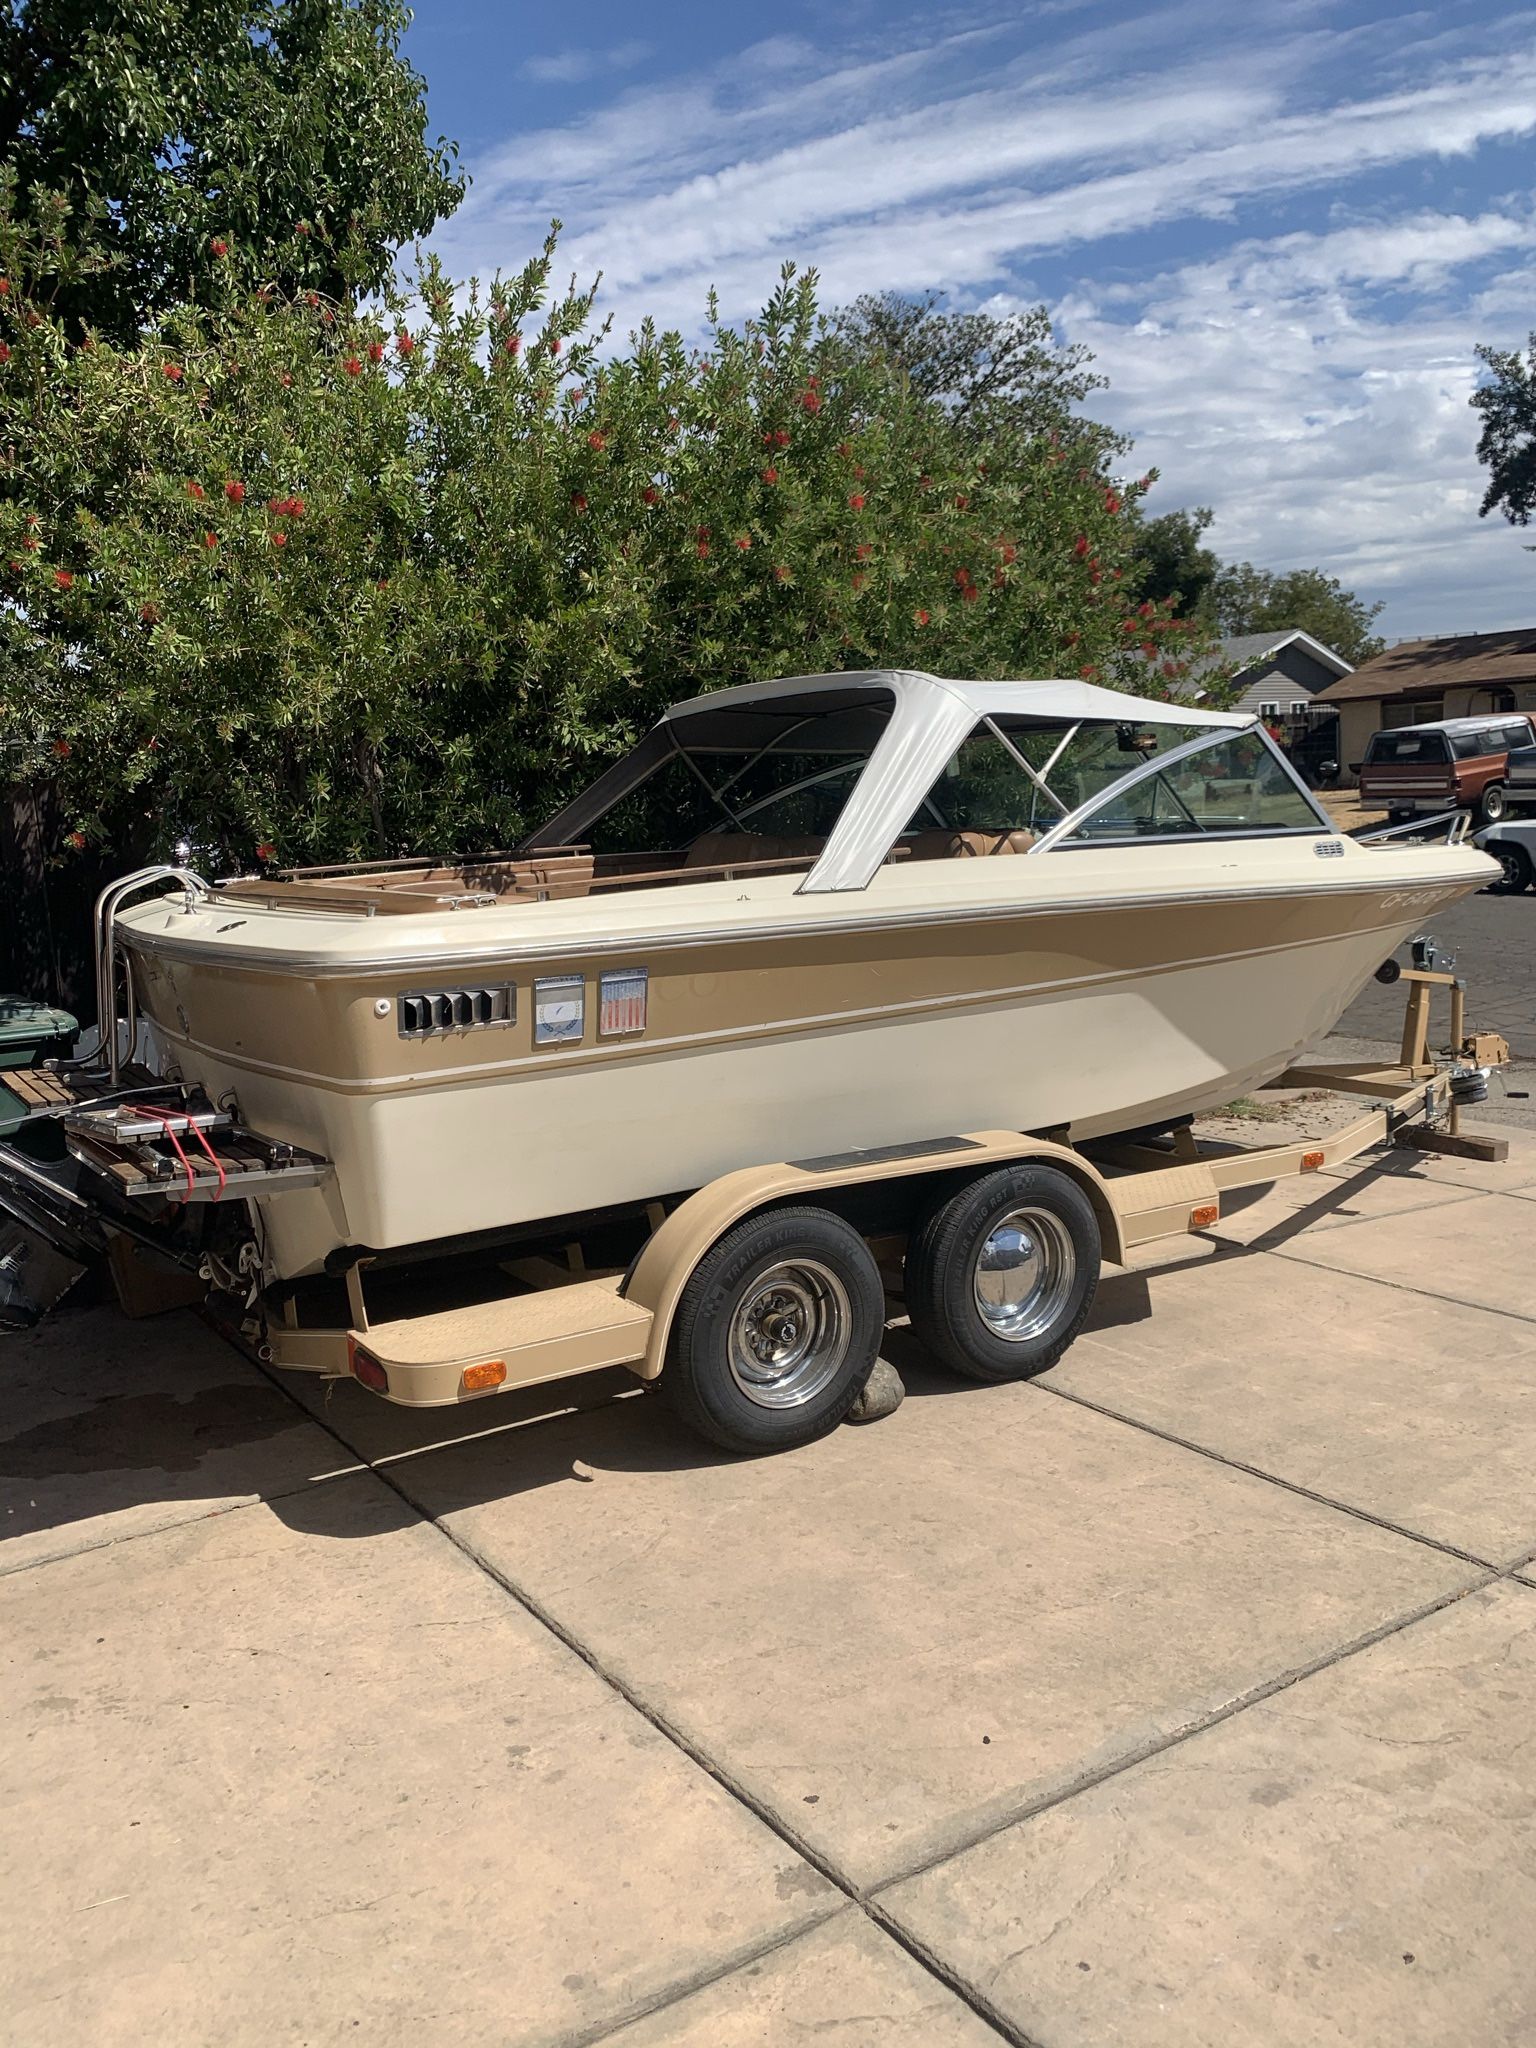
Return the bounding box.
[906,1166,1100,1382]
[663,1206,883,1453]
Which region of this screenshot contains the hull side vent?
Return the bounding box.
[398,985,516,1038]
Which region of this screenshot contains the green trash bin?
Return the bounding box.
[0,996,79,1137]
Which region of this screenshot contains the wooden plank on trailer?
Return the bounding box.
[1,1070,52,1107]
[1397,1127,1510,1163]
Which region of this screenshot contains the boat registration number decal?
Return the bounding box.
[534,974,585,1045]
[598,968,648,1038]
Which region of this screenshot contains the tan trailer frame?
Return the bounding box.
[260,965,1509,1413]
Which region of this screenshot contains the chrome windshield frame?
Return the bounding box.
[1027,718,1333,854]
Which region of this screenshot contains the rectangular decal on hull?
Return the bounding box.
[534,974,585,1045]
[598,968,648,1038]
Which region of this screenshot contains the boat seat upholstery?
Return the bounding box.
[901,829,1037,859]
[682,827,1036,871]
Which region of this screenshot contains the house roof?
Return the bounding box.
[1313,628,1536,704]
[1177,628,1354,688]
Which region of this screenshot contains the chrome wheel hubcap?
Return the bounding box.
[974,1208,1076,1342]
[728,1260,851,1408]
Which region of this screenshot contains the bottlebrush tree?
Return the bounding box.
[0,213,1209,869]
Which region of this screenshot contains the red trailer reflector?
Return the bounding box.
[1190,1202,1219,1229]
[348,1338,388,1393]
[1302,1150,1326,1171]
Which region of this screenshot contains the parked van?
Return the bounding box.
[1357,713,1536,824]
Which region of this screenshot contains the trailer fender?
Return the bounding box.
[623,1129,1123,1381]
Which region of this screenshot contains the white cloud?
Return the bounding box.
[518,41,650,88]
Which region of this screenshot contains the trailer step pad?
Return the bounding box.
[350,1278,652,1405]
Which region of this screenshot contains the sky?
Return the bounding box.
[407,0,1536,642]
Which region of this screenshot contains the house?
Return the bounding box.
[1312,627,1536,785]
[1190,629,1355,720]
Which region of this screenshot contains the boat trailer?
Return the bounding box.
[0,948,1513,1451]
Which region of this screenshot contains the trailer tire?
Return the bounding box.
[662,1206,883,1453]
[906,1165,1100,1383]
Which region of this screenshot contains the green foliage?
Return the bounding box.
[1128,505,1220,617]
[0,0,463,340]
[828,291,1122,462]
[0,208,1205,869]
[1472,334,1536,528]
[1209,561,1385,667]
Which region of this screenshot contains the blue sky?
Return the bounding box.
[408,1,1536,641]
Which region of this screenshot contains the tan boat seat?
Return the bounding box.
[683,831,824,869]
[901,829,1037,859]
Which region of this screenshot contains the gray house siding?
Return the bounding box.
[1231,644,1340,719]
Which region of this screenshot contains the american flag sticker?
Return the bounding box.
[599,968,648,1037]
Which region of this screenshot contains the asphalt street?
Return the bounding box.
[1334,882,1536,1063]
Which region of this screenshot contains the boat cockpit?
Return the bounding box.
[219,670,1332,914]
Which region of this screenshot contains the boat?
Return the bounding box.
[84,668,1492,1283]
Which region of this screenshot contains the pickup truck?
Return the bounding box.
[1357,714,1536,825]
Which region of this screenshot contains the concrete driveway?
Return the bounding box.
[5,1125,1536,2047]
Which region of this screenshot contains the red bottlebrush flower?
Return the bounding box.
[570,492,588,512]
[280,372,292,389]
[52,738,71,757]
[855,543,872,561]
[1000,543,1017,564]
[162,363,183,382]
[1138,599,1154,618]
[144,737,160,751]
[225,481,245,504]
[1064,629,1081,646]
[53,569,73,589]
[800,389,822,413]
[21,537,37,551]
[0,277,9,294]
[67,831,86,850]
[140,602,160,624]
[368,340,384,363]
[186,480,205,500]
[1121,619,1138,635]
[761,467,778,485]
[918,474,931,490]
[837,441,852,458]
[774,564,790,582]
[806,373,819,387]
[1079,664,1098,681]
[203,530,218,549]
[1141,641,1156,657]
[695,525,710,541]
[344,356,362,376]
[0,344,11,364]
[915,608,930,626]
[851,571,866,590]
[295,221,310,236]
[641,485,660,506]
[668,415,680,433]
[1089,567,1102,585]
[961,583,980,602]
[774,429,790,447]
[288,496,306,519]
[736,534,751,550]
[992,569,1006,589]
[396,331,414,356]
[270,531,287,547]
[6,560,19,573]
[954,568,971,587]
[256,842,276,861]
[210,237,228,257]
[1105,490,1121,514]
[571,387,586,404]
[587,430,606,451]
[305,291,319,309]
[695,539,710,558]
[849,493,865,511]
[504,333,521,357]
[954,494,969,510]
[549,336,561,355]
[1072,535,1088,558]
[1162,660,1179,680]
[1111,568,1122,579]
